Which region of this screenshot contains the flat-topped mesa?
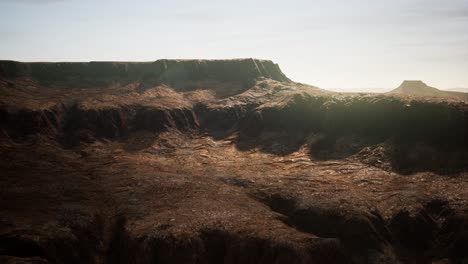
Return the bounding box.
[389,80,468,100]
[399,80,428,89]
[0,59,291,89]
[390,80,440,96]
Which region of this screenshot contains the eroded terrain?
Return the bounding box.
[1,60,467,264]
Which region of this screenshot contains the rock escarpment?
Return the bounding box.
[0,59,290,95]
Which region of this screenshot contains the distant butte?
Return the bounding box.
[389,80,468,100]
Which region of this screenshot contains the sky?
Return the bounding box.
[1,0,467,92]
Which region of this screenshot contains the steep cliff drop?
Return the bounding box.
[0,60,467,264]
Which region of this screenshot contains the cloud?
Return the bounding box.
[447,7,468,18]
[165,11,227,23]
[0,0,64,4]
[405,0,468,19]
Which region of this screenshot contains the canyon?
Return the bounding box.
[0,59,467,264]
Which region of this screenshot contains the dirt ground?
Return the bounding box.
[1,130,467,263]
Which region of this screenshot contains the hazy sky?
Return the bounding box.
[1,0,467,91]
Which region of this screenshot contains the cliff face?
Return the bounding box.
[0,59,290,92]
[0,59,291,145]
